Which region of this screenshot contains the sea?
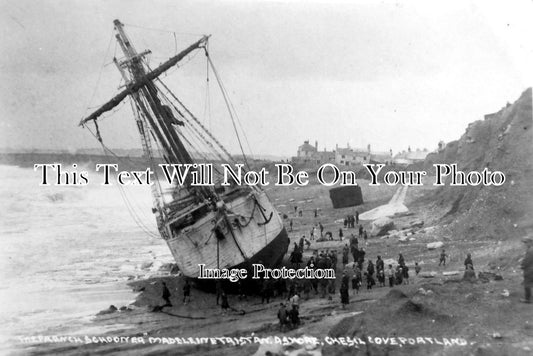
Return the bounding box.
[0,164,173,353]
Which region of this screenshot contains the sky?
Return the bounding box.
[0,0,532,158]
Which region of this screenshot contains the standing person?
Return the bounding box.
[366,261,375,289]
[357,248,366,270]
[402,265,410,285]
[277,303,288,331]
[290,292,300,310]
[340,271,350,308]
[355,210,359,225]
[339,228,344,241]
[261,279,272,304]
[363,230,368,245]
[289,304,300,329]
[376,255,385,273]
[299,236,305,252]
[319,222,324,238]
[289,219,293,232]
[358,225,364,238]
[439,249,448,266]
[294,206,298,214]
[386,265,395,287]
[521,236,533,303]
[352,265,361,295]
[161,281,172,307]
[342,244,350,265]
[314,208,318,218]
[182,279,191,304]
[215,279,223,305]
[398,253,405,267]
[312,226,317,240]
[464,253,474,270]
[415,262,421,275]
[396,267,404,285]
[220,291,230,314]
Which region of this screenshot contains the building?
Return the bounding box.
[292,140,335,166]
[334,143,369,167]
[393,147,429,165]
[292,140,394,168]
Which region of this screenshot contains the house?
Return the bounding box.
[334,144,369,167]
[292,140,335,166]
[393,147,429,165]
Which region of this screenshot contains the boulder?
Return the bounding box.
[409,219,424,229]
[427,241,444,250]
[140,261,154,270]
[478,271,503,282]
[442,271,460,276]
[419,271,437,278]
[371,217,395,237]
[97,305,118,315]
[399,236,409,242]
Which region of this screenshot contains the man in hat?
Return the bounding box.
[521,236,533,303]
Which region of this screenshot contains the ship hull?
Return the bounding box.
[163,190,289,279]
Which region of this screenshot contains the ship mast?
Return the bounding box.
[80,20,219,204]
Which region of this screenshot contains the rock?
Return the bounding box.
[492,332,502,339]
[427,241,444,250]
[97,305,118,315]
[409,219,424,228]
[387,229,399,237]
[419,271,437,278]
[478,272,504,282]
[399,236,409,242]
[443,271,460,276]
[409,237,416,241]
[371,217,395,237]
[140,261,154,270]
[501,289,510,297]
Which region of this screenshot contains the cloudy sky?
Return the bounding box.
[0,0,531,157]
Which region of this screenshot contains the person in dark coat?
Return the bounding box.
[398,253,405,267]
[289,304,300,328]
[358,225,364,238]
[340,272,350,308]
[439,249,448,266]
[376,255,384,273]
[221,292,230,313]
[521,237,533,303]
[396,267,403,285]
[402,265,410,285]
[352,265,361,294]
[182,279,191,304]
[464,253,474,270]
[355,210,359,225]
[277,303,288,331]
[342,244,350,265]
[161,281,172,307]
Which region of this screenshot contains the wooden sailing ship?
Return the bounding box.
[80,20,289,278]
